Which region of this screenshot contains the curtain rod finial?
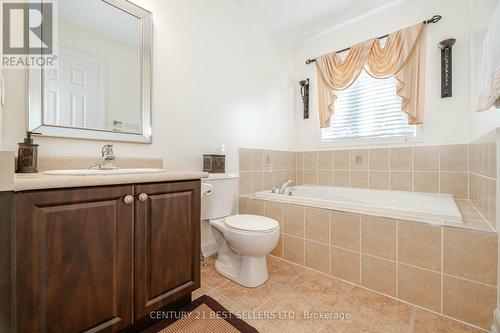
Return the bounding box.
[424,15,441,24]
[306,58,316,65]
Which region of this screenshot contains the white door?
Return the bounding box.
[44,49,101,129]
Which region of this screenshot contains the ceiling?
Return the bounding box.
[232,0,405,45]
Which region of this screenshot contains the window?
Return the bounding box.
[321,70,417,143]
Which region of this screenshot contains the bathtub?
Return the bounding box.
[255,185,462,224]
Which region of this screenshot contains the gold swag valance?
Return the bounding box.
[315,23,427,128]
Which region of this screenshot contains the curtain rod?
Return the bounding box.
[305,15,442,65]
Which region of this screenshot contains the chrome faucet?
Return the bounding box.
[278,179,295,194]
[90,144,119,170]
[100,144,118,169]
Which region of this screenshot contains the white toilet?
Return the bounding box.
[201,174,280,288]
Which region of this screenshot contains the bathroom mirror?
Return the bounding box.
[28,0,152,143]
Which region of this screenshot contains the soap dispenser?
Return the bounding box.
[17,131,39,173]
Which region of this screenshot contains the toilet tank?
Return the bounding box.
[201,173,239,220]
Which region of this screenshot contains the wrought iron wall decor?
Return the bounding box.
[299,79,310,119]
[438,38,456,98]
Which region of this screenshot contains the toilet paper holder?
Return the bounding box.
[201,182,214,197]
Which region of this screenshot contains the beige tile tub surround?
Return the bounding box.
[443,275,497,330]
[283,204,305,237]
[239,148,296,195]
[369,170,390,190]
[443,228,498,285]
[398,221,442,271]
[305,208,329,243]
[414,171,439,193]
[360,216,396,260]
[239,196,498,330]
[317,151,332,169]
[413,146,439,171]
[239,144,490,218]
[0,151,15,191]
[303,169,318,185]
[305,240,330,274]
[360,255,397,296]
[331,246,360,284]
[333,150,350,169]
[331,211,360,251]
[398,263,441,312]
[282,234,304,265]
[368,148,389,170]
[294,144,471,199]
[239,144,493,219]
[469,138,497,229]
[390,147,412,170]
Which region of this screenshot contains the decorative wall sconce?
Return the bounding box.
[438,38,456,98]
[299,79,310,119]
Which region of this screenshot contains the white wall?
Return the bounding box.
[0,0,294,172]
[469,0,500,142]
[292,0,473,150]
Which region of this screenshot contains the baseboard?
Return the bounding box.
[492,308,500,333]
[201,241,217,258]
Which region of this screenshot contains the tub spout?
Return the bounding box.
[278,180,295,194]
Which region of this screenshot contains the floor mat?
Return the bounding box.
[141,295,258,333]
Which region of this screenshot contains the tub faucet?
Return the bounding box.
[278,180,295,194]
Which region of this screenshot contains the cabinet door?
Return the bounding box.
[135,181,200,319]
[15,186,134,333]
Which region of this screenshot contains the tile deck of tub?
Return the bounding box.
[241,193,496,234]
[452,200,495,233]
[195,256,485,333]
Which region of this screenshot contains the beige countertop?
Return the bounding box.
[14,170,209,192]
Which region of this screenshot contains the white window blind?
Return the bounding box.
[321,70,416,142]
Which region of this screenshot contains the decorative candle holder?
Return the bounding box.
[299,79,310,119]
[438,38,456,98]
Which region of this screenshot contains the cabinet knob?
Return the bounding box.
[138,193,148,202]
[123,195,134,205]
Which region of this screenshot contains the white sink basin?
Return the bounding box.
[43,168,165,176]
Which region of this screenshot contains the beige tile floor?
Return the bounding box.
[195,256,485,333]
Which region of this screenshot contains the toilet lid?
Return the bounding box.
[224,214,279,232]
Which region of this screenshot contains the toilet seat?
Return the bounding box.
[224,214,279,233]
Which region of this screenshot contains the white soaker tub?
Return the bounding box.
[255,185,462,224]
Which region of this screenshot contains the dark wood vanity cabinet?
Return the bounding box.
[13,180,200,333]
[15,185,135,333]
[134,181,200,319]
